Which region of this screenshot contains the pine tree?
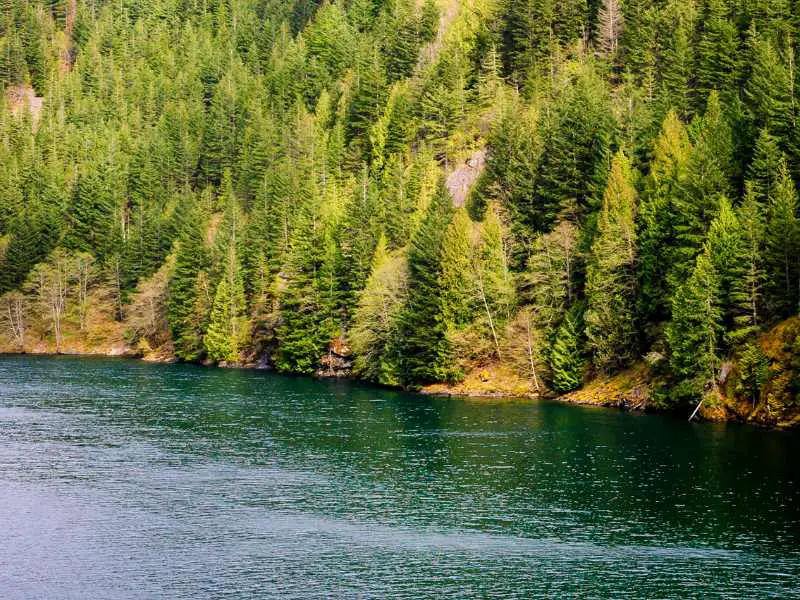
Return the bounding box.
[694,0,739,110]
[333,172,381,325]
[747,128,784,203]
[585,151,638,372]
[638,111,692,323]
[168,204,210,362]
[474,203,515,354]
[523,220,580,335]
[703,197,749,341]
[667,251,723,388]
[743,34,794,147]
[480,95,540,259]
[671,92,734,287]
[394,182,455,385]
[764,161,800,316]
[204,245,248,363]
[438,208,475,330]
[533,69,615,232]
[350,235,407,385]
[275,193,335,374]
[64,167,115,256]
[657,1,694,116]
[734,184,766,340]
[549,302,585,393]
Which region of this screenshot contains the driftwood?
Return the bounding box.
[688,398,703,422]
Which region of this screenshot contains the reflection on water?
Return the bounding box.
[0,355,798,598]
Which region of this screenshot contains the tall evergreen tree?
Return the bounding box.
[395,183,455,385]
[585,151,638,371]
[667,251,723,390]
[204,245,248,363]
[764,161,800,315]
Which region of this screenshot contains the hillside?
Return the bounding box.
[1,0,800,426]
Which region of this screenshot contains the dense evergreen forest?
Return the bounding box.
[1,0,800,422]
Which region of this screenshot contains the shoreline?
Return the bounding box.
[4,346,798,430]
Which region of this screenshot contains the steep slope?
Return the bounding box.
[0,0,799,427]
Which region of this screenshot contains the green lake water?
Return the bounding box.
[0,355,798,598]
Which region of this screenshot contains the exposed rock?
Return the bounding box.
[7,85,44,126]
[445,149,486,207]
[316,337,353,378]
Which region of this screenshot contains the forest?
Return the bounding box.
[1,0,799,424]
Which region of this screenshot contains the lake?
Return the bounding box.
[0,355,798,598]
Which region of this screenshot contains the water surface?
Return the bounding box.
[0,355,798,598]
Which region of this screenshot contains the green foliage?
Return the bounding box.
[533,69,615,232]
[0,0,799,412]
[550,303,585,393]
[350,235,407,385]
[438,208,475,329]
[585,151,638,372]
[736,343,769,407]
[637,111,691,323]
[274,186,336,374]
[667,252,723,391]
[764,161,800,316]
[395,183,457,386]
[204,246,248,363]
[168,202,210,362]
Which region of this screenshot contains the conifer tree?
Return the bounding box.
[694,0,739,109]
[533,70,615,231]
[667,251,722,388]
[523,220,580,335]
[595,0,623,59]
[480,96,540,258]
[585,151,638,371]
[64,168,114,256]
[764,161,800,315]
[275,193,335,374]
[638,111,692,322]
[204,245,248,363]
[395,183,455,385]
[657,2,694,115]
[743,35,794,147]
[350,235,407,385]
[549,302,585,393]
[438,208,475,331]
[703,197,749,339]
[735,185,766,339]
[168,205,210,362]
[475,203,515,352]
[747,128,784,203]
[671,92,733,286]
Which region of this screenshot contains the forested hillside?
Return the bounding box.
[1,0,800,424]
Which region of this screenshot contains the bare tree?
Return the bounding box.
[25,250,70,353]
[0,292,26,350]
[596,0,623,58]
[72,252,96,331]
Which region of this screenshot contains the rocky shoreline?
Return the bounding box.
[4,343,798,430]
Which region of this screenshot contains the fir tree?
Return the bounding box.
[667,251,723,388]
[734,185,766,340]
[395,183,455,386]
[585,151,638,372]
[704,197,750,341]
[438,207,475,330]
[549,302,585,393]
[204,246,248,363]
[747,128,784,203]
[168,205,210,362]
[638,111,692,323]
[764,161,800,316]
